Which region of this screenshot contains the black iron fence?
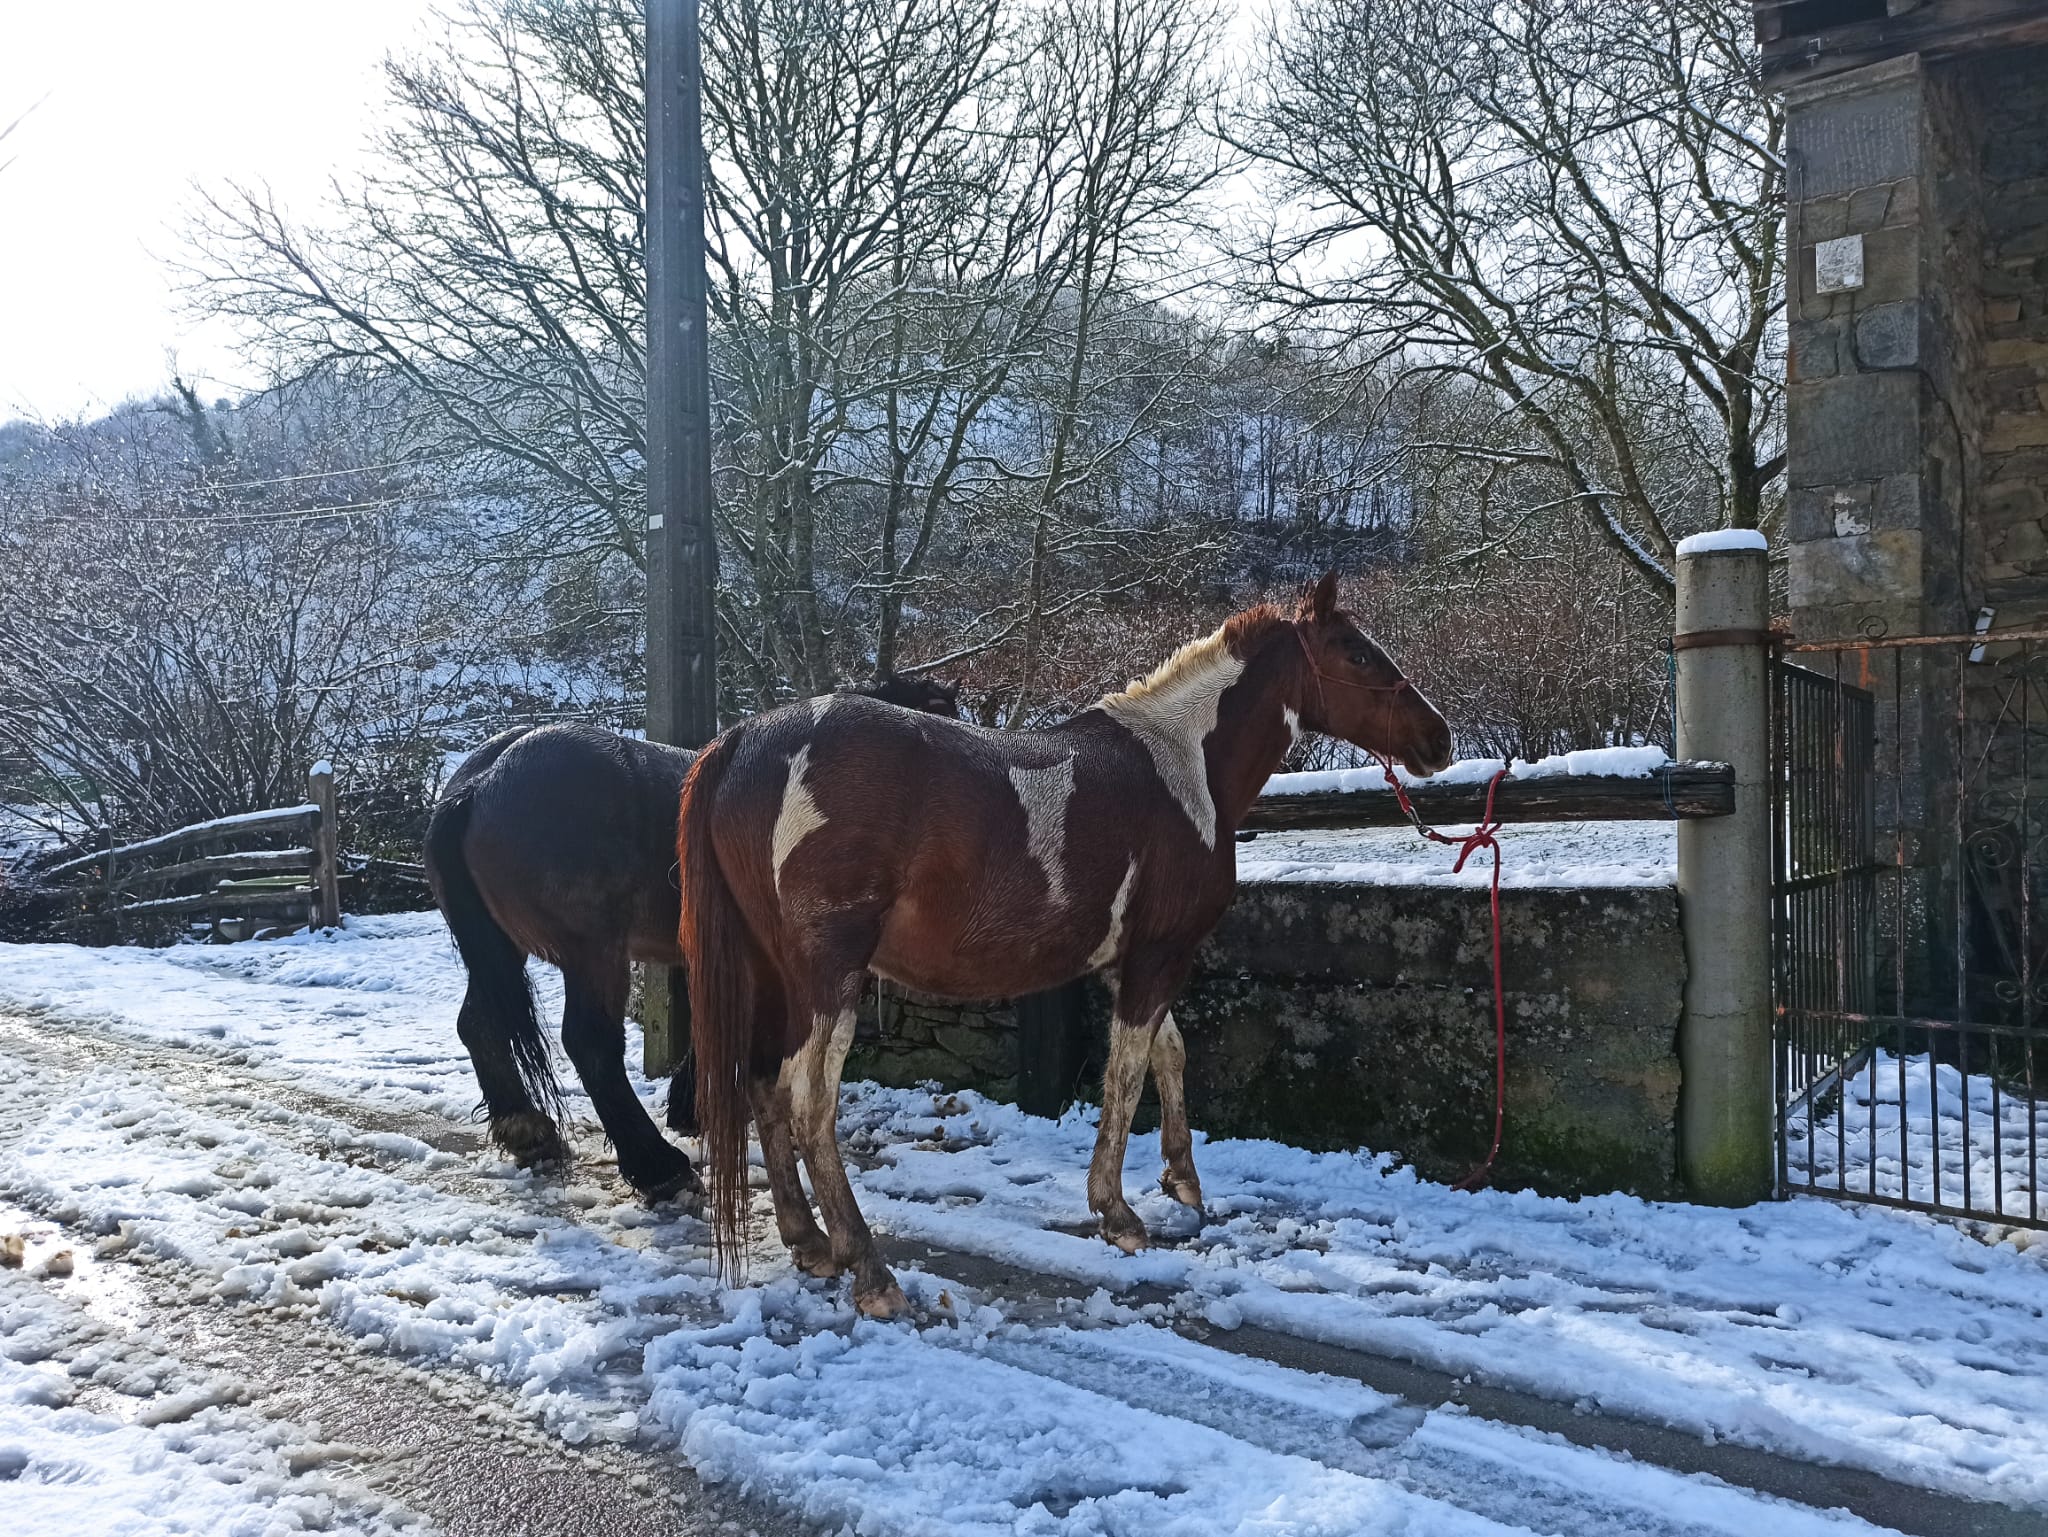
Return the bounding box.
[1773,633,2046,1228]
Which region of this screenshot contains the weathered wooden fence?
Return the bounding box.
[38,766,343,940]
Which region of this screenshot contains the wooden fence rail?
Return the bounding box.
[43,767,343,938]
[1240,761,1733,834]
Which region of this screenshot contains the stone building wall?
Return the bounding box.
[1978,52,2048,618]
[1780,47,2048,1014]
[848,879,1685,1201]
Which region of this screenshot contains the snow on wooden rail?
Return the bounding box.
[41,803,321,878]
[1246,748,1732,832]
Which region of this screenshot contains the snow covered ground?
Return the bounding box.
[0,913,2044,1535]
[0,912,571,1121]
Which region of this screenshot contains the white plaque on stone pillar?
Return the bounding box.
[1814,234,1865,295]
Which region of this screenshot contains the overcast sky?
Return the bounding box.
[0,1,429,423]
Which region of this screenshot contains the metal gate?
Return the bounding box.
[1772,635,2048,1228]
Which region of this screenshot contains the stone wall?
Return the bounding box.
[847,879,1685,1200]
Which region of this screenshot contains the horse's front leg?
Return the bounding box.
[1150,1011,1202,1210]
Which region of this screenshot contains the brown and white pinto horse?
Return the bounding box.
[677,575,1454,1316]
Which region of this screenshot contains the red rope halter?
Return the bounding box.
[1292,622,1510,1193]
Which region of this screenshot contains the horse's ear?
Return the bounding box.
[1299,571,1339,625]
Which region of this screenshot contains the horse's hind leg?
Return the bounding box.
[785,965,905,1319]
[1151,1011,1202,1209]
[560,958,697,1203]
[749,1071,832,1277]
[457,994,565,1167]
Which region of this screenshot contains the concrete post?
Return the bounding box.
[1675,535,1773,1205]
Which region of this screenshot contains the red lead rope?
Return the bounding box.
[1378,757,1512,1192]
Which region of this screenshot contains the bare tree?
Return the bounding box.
[1235,0,1783,591]
[184,1,652,572]
[0,384,512,845]
[999,0,1226,720]
[184,0,1233,713]
[698,0,1008,696]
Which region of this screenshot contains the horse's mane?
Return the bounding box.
[1102,603,1291,708]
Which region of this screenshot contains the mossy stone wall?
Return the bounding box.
[846,880,1684,1200]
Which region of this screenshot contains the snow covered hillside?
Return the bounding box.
[0,914,2043,1536]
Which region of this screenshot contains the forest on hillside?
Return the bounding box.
[0,0,1781,859]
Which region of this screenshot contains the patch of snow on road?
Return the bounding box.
[0,916,2039,1531]
[0,1264,411,1536]
[0,912,658,1124]
[841,1083,2048,1511]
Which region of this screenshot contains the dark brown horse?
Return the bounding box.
[678,575,1453,1315]
[425,675,958,1201]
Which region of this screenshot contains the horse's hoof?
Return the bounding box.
[493,1112,568,1170]
[1160,1166,1204,1209]
[1097,1206,1149,1254]
[855,1280,910,1320]
[634,1158,701,1208]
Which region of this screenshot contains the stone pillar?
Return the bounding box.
[1675,535,1772,1206]
[1781,53,1983,1013]
[1783,53,1975,645]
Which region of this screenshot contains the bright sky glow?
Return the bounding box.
[0,1,430,422]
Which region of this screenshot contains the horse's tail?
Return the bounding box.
[424,776,562,1127]
[678,727,755,1282]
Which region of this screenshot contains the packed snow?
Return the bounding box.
[0,912,579,1122]
[1,914,2044,1534]
[0,1235,410,1536]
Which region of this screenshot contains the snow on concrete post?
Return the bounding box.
[309,761,342,932]
[1674,531,1772,1205]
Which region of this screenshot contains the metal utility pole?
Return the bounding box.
[642,0,719,1081]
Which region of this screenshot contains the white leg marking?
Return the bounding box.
[1008,758,1075,906]
[779,1009,857,1138]
[770,745,827,896]
[1086,858,1138,971]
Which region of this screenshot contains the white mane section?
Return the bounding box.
[1097,626,1244,849]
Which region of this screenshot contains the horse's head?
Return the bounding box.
[849,673,962,718]
[1290,573,1454,778]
